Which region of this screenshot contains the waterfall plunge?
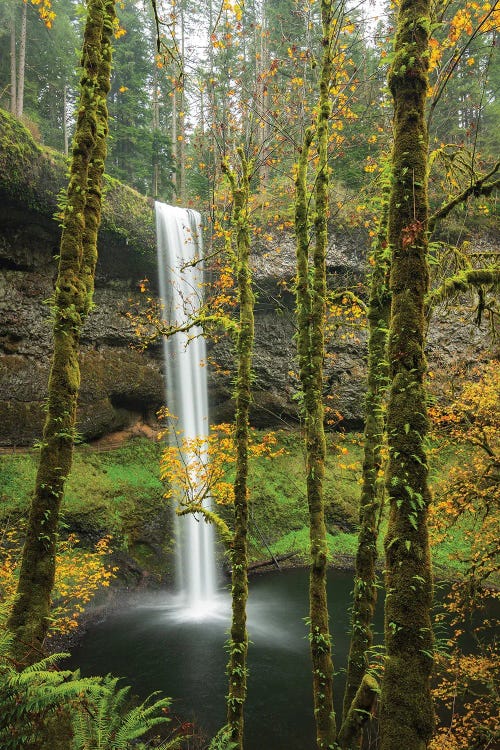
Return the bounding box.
[156,202,217,617]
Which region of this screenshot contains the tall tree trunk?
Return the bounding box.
[81,0,114,314]
[294,2,337,747]
[177,1,186,202]
[171,81,177,195]
[223,149,254,750]
[342,178,391,735]
[10,12,17,115]
[152,31,160,198]
[380,1,435,748]
[15,0,26,118]
[256,8,269,185]
[63,83,69,156]
[7,0,116,667]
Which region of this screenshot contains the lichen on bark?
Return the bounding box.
[294,1,339,747]
[6,0,116,666]
[342,172,391,740]
[379,1,435,748]
[222,148,254,750]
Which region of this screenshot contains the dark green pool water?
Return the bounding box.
[69,568,382,749]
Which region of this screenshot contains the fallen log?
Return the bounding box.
[247,551,299,572]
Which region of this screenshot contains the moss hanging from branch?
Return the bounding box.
[380,1,435,748]
[222,148,254,750]
[426,268,500,306]
[6,0,116,667]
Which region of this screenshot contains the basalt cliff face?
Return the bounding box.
[0,202,165,446]
[0,110,495,446]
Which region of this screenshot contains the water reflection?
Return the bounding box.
[69,569,379,750]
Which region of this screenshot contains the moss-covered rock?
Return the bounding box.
[0,108,163,447]
[0,107,496,447]
[0,108,155,258]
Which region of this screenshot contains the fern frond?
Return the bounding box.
[113,691,171,746]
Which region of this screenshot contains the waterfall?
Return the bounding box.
[155,201,217,616]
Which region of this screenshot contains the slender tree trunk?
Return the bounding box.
[294,2,337,747]
[15,0,27,118]
[171,80,177,195]
[7,0,116,667]
[380,1,435,748]
[177,1,186,202]
[152,33,160,198]
[200,84,205,136]
[257,9,269,185]
[63,84,69,156]
[223,150,254,750]
[341,180,391,737]
[81,0,114,314]
[10,12,17,115]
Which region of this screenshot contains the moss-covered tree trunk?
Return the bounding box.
[7,0,115,667]
[223,149,254,750]
[295,2,336,747]
[81,0,114,311]
[380,2,435,748]
[341,182,391,743]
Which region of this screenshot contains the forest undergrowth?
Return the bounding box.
[0,429,484,591]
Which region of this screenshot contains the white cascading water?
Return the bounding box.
[155,201,217,617]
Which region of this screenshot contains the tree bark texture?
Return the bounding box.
[338,673,379,749]
[342,180,391,739]
[380,1,435,748]
[7,0,116,667]
[15,1,27,118]
[294,2,336,746]
[223,149,254,750]
[10,13,17,115]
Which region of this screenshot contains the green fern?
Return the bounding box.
[0,630,97,750]
[0,626,180,750]
[208,725,238,750]
[70,674,176,750]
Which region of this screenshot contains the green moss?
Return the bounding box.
[101,176,155,255]
[0,108,65,214]
[0,437,170,583]
[294,2,337,743]
[0,430,480,586]
[380,1,435,747]
[344,274,388,724]
[0,107,155,260]
[222,149,254,750]
[6,1,117,663]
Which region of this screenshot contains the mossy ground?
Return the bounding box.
[1,438,162,529]
[0,438,172,584]
[246,430,362,564]
[0,430,474,579]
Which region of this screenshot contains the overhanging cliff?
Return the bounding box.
[0,109,496,447]
[0,108,156,258]
[0,108,164,446]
